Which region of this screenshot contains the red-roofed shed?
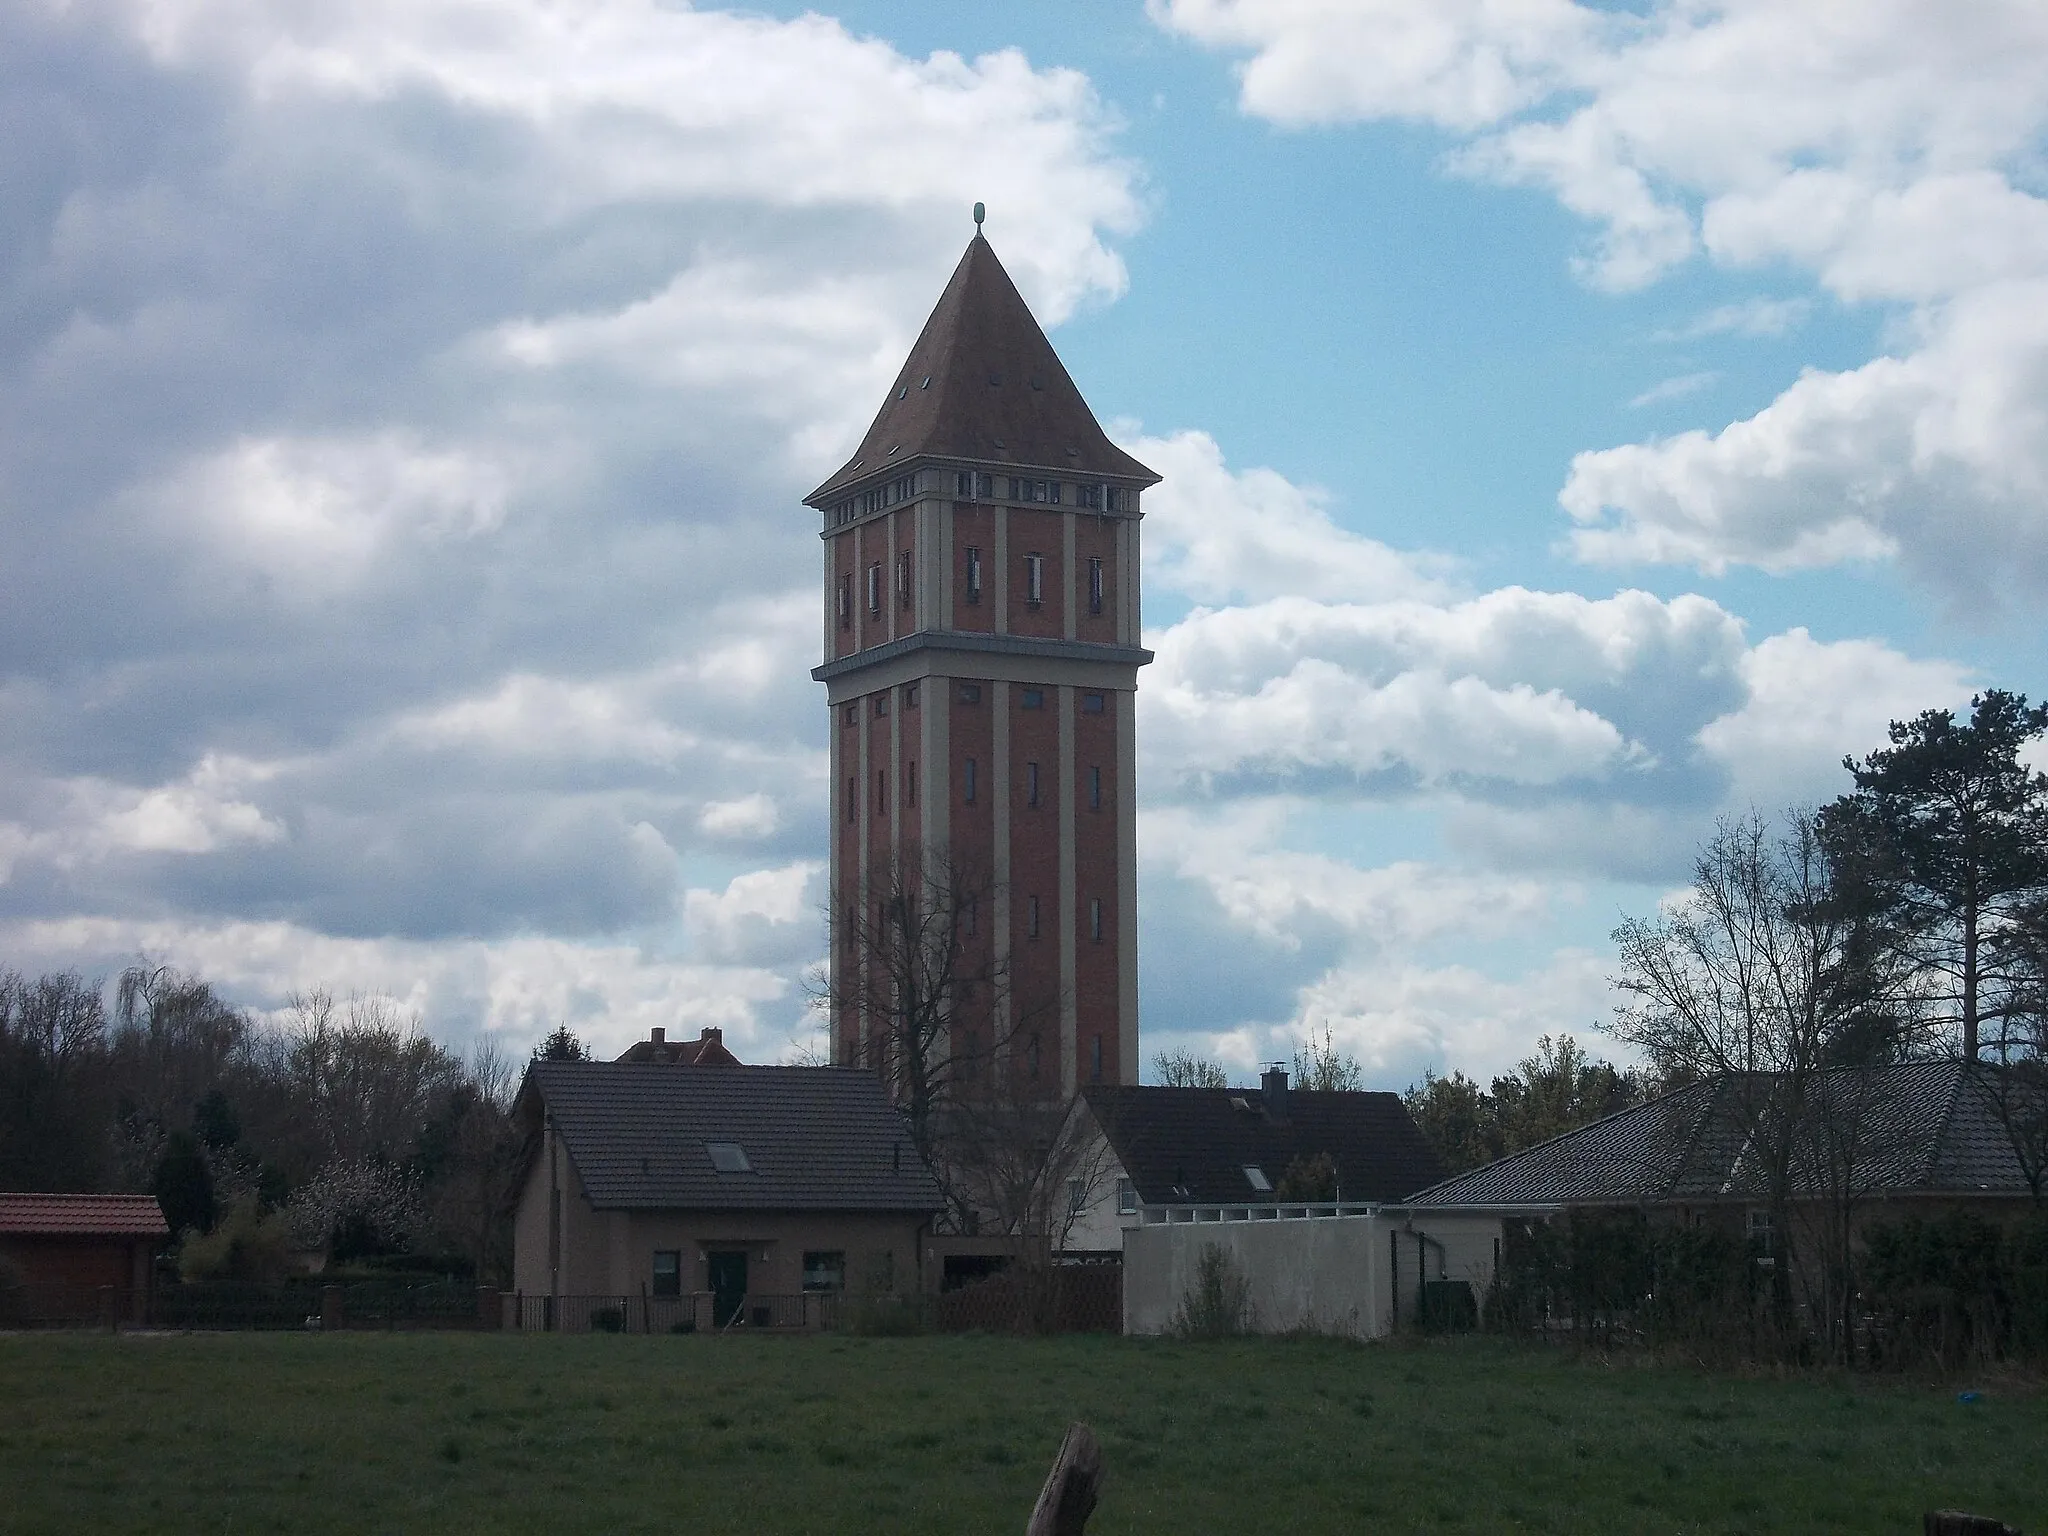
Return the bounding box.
[0,1193,169,1324]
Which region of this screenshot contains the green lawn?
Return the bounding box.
[1,1331,2040,1534]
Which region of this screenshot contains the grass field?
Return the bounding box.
[2,1331,2042,1534]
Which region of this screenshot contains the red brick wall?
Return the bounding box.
[1072,691,1122,1084]
[1007,508,1066,640]
[1074,515,1119,646]
[952,504,994,633]
[1007,682,1062,1077]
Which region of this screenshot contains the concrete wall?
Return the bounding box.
[1123,1211,1503,1339]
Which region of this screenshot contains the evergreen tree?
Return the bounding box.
[1820,690,2048,1060]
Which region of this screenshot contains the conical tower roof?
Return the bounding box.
[806,235,1159,506]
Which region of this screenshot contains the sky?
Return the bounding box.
[3,0,2046,1088]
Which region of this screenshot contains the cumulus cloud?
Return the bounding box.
[0,0,1140,1049]
[1155,0,2048,606]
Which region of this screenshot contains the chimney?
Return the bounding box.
[1261,1064,1290,1122]
[700,1027,722,1047]
[650,1027,665,1046]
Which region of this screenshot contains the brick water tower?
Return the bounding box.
[807,215,1158,1096]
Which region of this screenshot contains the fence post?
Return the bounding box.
[321,1283,343,1332]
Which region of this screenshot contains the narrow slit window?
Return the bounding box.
[965,547,982,604]
[897,550,913,609]
[876,769,886,813]
[904,683,918,709]
[875,693,888,718]
[962,757,977,804]
[837,575,852,629]
[842,703,856,727]
[1024,553,1044,606]
[1026,761,1040,808]
[1090,898,1104,942]
[1088,765,1102,811]
[1028,895,1041,939]
[866,563,882,615]
[1088,557,1104,615]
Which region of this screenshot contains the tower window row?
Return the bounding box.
[829,471,925,526]
[954,472,1135,512]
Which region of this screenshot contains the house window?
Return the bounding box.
[965,547,982,604]
[1021,688,1044,710]
[1088,557,1104,615]
[962,757,977,804]
[1090,1035,1104,1083]
[1028,895,1041,939]
[1243,1165,1272,1193]
[897,551,913,609]
[959,682,981,704]
[1747,1209,1776,1263]
[706,1142,752,1173]
[1082,693,1105,714]
[837,575,852,629]
[1068,1179,1086,1217]
[1077,483,1102,511]
[802,1251,846,1293]
[652,1249,682,1297]
[1024,553,1044,606]
[1088,766,1102,811]
[1117,1178,1137,1216]
[1090,898,1103,942]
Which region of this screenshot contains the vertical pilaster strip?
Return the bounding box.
[937,496,955,631]
[822,526,834,659]
[857,689,871,1059]
[889,682,902,855]
[993,503,1009,636]
[991,679,1012,1061]
[1058,683,1078,1096]
[1119,513,1140,647]
[1117,685,1140,1084]
[852,520,866,651]
[922,668,945,854]
[1062,511,1077,641]
[886,509,899,645]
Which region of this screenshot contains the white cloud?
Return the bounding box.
[1653,297,1812,342]
[1628,371,1716,409]
[1129,429,1454,606]
[699,794,780,840]
[1156,0,2048,603]
[1696,628,1974,808]
[681,862,822,966]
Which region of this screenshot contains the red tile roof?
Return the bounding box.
[0,1193,170,1238]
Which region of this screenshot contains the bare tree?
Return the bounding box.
[1609,811,1916,1355]
[1292,1025,1365,1091]
[1152,1050,1228,1088]
[811,846,1064,1229]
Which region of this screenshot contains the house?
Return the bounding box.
[1060,1066,1449,1254]
[512,1062,944,1330]
[0,1193,169,1325]
[1403,1059,2044,1321]
[613,1025,740,1065]
[1406,1060,2040,1225]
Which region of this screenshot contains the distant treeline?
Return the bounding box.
[0,966,535,1284]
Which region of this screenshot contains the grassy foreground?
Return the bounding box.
[1,1331,2041,1534]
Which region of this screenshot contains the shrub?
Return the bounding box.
[177,1194,293,1283]
[589,1307,625,1334]
[845,1294,923,1336]
[1170,1243,1257,1339]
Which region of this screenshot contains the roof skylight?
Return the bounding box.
[1242,1165,1272,1193]
[706,1142,753,1173]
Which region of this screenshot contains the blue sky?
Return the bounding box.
[3,0,2045,1087]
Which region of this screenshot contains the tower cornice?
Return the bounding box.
[811,629,1152,685]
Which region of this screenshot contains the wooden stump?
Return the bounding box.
[1026,1423,1102,1536]
[1925,1513,2022,1535]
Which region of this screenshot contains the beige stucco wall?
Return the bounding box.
[510,1127,928,1303]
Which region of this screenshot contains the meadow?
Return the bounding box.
[2,1330,2041,1534]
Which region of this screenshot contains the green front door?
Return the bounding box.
[708,1250,748,1327]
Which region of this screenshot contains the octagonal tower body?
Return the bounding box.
[806,233,1158,1097]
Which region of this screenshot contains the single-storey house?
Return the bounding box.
[0,1193,169,1325]
[1061,1066,1448,1253]
[512,1062,943,1330]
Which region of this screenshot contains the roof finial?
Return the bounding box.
[973,201,985,234]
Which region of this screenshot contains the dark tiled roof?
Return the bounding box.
[806,235,1159,504]
[0,1193,169,1238]
[1080,1084,1446,1205]
[1409,1061,2042,1210]
[614,1027,740,1066]
[521,1063,944,1214]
